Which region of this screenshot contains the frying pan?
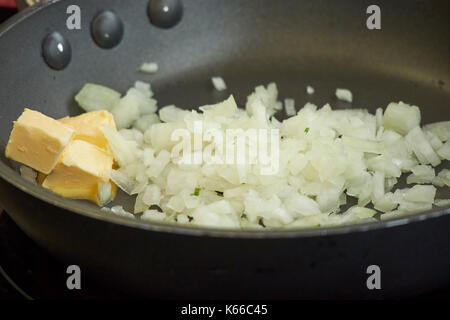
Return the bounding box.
[0,0,449,299]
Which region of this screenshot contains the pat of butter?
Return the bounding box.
[59,110,116,150]
[5,108,75,174]
[42,140,115,205]
[37,172,47,185]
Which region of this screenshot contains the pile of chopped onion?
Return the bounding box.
[75,81,449,229]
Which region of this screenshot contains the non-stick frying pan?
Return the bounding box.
[0,0,449,299]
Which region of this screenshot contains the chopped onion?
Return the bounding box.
[423,121,450,142]
[111,91,141,129]
[211,77,227,91]
[138,62,158,73]
[141,209,166,221]
[380,210,406,221]
[284,98,296,116]
[403,185,436,203]
[110,205,134,218]
[433,169,450,187]
[133,114,160,133]
[437,141,450,160]
[335,88,353,102]
[405,126,441,166]
[100,125,136,167]
[383,102,420,135]
[97,181,113,206]
[406,165,435,184]
[435,199,450,207]
[75,83,121,112]
[81,81,449,229]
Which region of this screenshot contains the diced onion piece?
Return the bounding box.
[177,214,191,224]
[110,169,139,195]
[142,184,162,206]
[111,92,141,129]
[398,201,432,213]
[435,199,450,207]
[246,82,281,117]
[126,88,157,115]
[110,205,134,218]
[284,193,321,217]
[134,81,153,97]
[373,192,398,212]
[146,150,171,178]
[192,200,240,228]
[159,105,190,123]
[133,114,160,133]
[371,171,385,201]
[380,210,407,220]
[200,95,238,117]
[436,141,450,160]
[284,98,296,116]
[138,62,158,73]
[211,77,227,91]
[97,181,113,206]
[134,191,149,214]
[75,83,121,112]
[406,165,435,184]
[341,136,382,154]
[335,88,353,102]
[433,169,450,187]
[403,185,436,204]
[141,209,166,221]
[100,125,136,167]
[423,121,450,142]
[342,206,376,220]
[383,102,420,135]
[405,126,441,166]
[425,131,443,151]
[148,121,186,152]
[375,108,383,129]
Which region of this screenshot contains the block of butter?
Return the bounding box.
[42,140,116,205]
[5,108,75,174]
[59,110,115,150]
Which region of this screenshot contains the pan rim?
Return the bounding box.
[0,0,449,239]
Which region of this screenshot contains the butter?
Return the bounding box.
[5,108,75,174]
[59,110,115,150]
[37,172,47,185]
[42,140,115,205]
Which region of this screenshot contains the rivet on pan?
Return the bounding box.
[147,0,183,29]
[42,32,71,70]
[91,10,124,49]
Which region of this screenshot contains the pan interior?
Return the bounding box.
[0,0,448,232]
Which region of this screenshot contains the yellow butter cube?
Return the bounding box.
[42,140,115,205]
[5,108,75,174]
[59,110,116,150]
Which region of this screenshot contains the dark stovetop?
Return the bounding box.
[0,6,16,24]
[0,210,136,299]
[1,209,449,300]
